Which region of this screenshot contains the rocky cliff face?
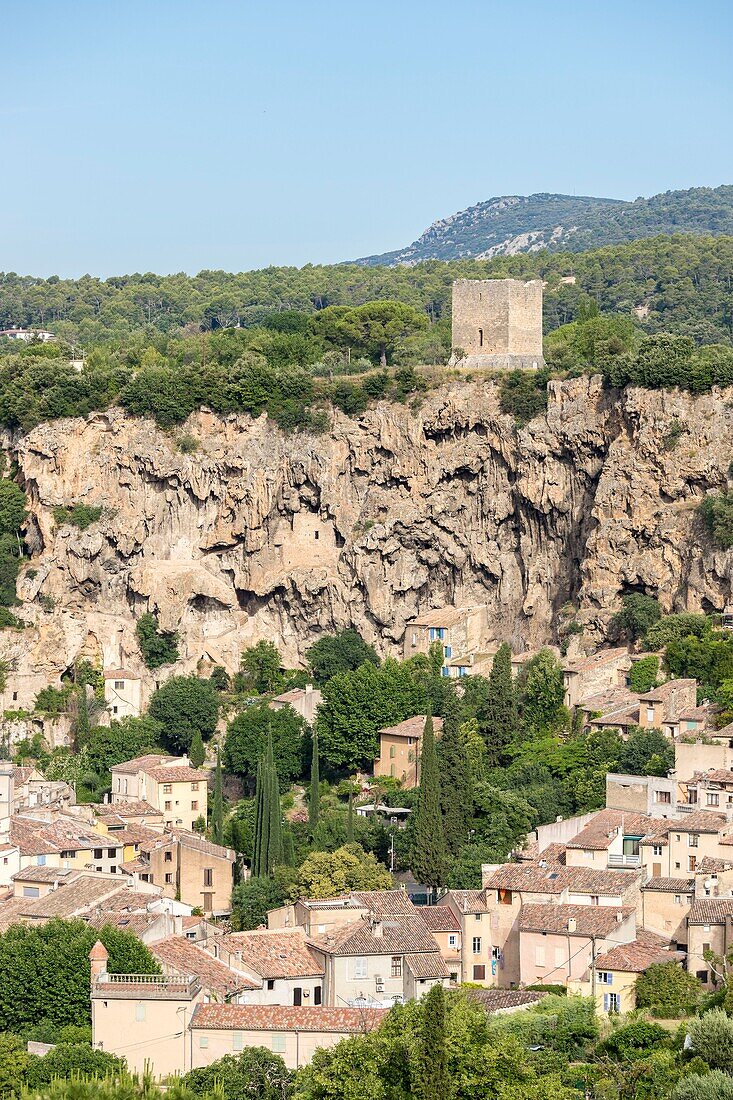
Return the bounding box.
[3,376,732,706]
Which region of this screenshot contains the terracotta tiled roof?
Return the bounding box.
[414,905,460,933]
[642,877,694,893]
[639,678,697,701]
[404,952,449,978]
[94,801,161,819]
[468,988,547,1013]
[648,811,727,837]
[21,876,127,918]
[594,938,681,973]
[684,769,733,785]
[697,857,733,873]
[111,755,169,775]
[539,843,567,865]
[221,929,324,979]
[564,648,629,674]
[688,899,733,924]
[518,904,635,936]
[191,1003,387,1033]
[445,889,488,913]
[483,863,637,896]
[152,936,257,997]
[310,915,441,957]
[9,817,110,856]
[579,687,639,713]
[103,668,140,680]
[378,716,444,739]
[565,809,656,851]
[85,911,161,937]
[409,605,483,629]
[11,866,76,884]
[150,829,234,861]
[144,766,208,784]
[351,890,415,916]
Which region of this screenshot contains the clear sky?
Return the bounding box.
[2,0,732,277]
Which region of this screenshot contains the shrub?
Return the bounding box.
[498,368,550,424]
[644,612,711,651]
[687,1008,733,1071]
[52,503,103,530]
[629,655,660,693]
[176,433,200,454]
[700,490,733,549]
[612,593,661,642]
[673,1070,733,1099]
[597,1018,668,1060]
[0,607,23,629]
[636,962,703,1016]
[136,612,179,669]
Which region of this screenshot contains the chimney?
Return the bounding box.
[616,911,623,923]
[371,917,383,938]
[89,940,109,984]
[305,684,313,696]
[567,917,577,933]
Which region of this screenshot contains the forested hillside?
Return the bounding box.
[2,233,733,347]
[357,185,733,265]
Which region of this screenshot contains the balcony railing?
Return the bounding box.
[94,973,200,998]
[608,854,641,868]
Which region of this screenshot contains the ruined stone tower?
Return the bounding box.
[451,278,545,369]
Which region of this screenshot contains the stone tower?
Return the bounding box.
[451,278,545,369]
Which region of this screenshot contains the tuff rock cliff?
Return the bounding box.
[2,376,732,707]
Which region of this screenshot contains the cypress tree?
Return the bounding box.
[211,746,224,844]
[411,715,447,891]
[74,685,91,749]
[437,697,474,857]
[309,729,320,832]
[266,728,283,870]
[416,984,448,1100]
[189,728,206,769]
[252,759,267,877]
[482,643,516,766]
[347,790,355,843]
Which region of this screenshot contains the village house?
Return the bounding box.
[270,685,322,724]
[570,931,683,1014]
[188,1004,387,1072]
[639,876,694,948]
[605,773,680,817]
[443,889,493,985]
[413,904,462,983]
[103,668,142,719]
[686,897,733,985]
[402,605,491,676]
[679,768,733,811]
[9,814,124,875]
[152,935,258,1003]
[674,730,733,784]
[124,829,235,915]
[213,928,325,1005]
[518,904,636,988]
[110,755,208,832]
[373,715,443,788]
[562,648,631,709]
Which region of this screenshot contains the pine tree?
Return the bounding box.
[437,697,474,857]
[411,715,447,890]
[309,729,320,832]
[189,728,206,769]
[482,643,517,766]
[416,984,448,1100]
[211,746,224,844]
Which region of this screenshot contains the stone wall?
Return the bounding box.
[451,278,543,365]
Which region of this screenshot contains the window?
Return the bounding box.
[60,850,75,860]
[314,530,319,540]
[689,856,697,872]
[535,946,545,966]
[233,1032,243,1051]
[598,972,612,985]
[314,986,322,1005]
[389,745,396,759]
[267,979,276,990]
[448,934,457,947]
[135,1004,146,1022]
[554,947,565,967]
[203,892,213,911]
[498,888,513,905]
[165,801,172,811]
[708,792,720,807]
[353,957,368,979]
[191,801,198,811]
[604,993,620,1013]
[475,913,482,921]
[271,1034,286,1054]
[191,782,199,791]
[163,784,172,794]
[204,868,213,887]
[165,873,173,884]
[293,988,302,1006]
[443,646,452,658]
[696,969,709,982]
[94,849,103,860]
[23,886,39,898]
[164,851,173,862]
[689,834,699,847]
[112,706,118,715]
[674,895,681,905]
[114,680,125,690]
[199,1036,209,1049]
[478,328,484,348]
[12,692,17,701]
[473,964,485,981]
[107,848,116,858]
[646,707,655,723]
[391,956,402,978]
[653,845,663,856]
[472,937,481,954]
[655,791,671,804]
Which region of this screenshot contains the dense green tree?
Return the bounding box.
[25,1044,124,1088]
[183,1048,293,1100]
[618,727,674,776]
[225,702,306,789]
[687,1009,733,1072]
[613,593,662,642]
[309,729,320,831]
[416,984,448,1100]
[635,962,703,1014]
[629,655,660,693]
[240,641,284,695]
[148,675,219,754]
[437,700,473,856]
[252,730,282,877]
[481,644,517,766]
[0,1033,30,1098]
[211,746,224,844]
[135,612,180,670]
[520,650,567,735]
[188,728,206,769]
[296,843,392,899]
[306,629,379,685]
[672,1071,733,1100]
[410,716,447,889]
[86,716,162,779]
[644,612,710,651]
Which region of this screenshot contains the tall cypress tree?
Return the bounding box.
[266,728,283,870]
[309,729,320,832]
[252,758,267,877]
[211,746,224,844]
[437,697,474,857]
[416,983,448,1100]
[482,643,517,766]
[347,790,355,843]
[411,714,447,891]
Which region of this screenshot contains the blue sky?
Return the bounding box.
[2,0,732,277]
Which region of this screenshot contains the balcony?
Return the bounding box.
[92,972,201,1000]
[607,854,641,868]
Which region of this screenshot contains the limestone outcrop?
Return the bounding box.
[2,376,731,705]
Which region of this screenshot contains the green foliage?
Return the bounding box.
[34,684,73,716]
[629,655,660,693]
[211,746,224,844]
[135,612,179,670]
[251,729,283,877]
[482,643,517,766]
[416,984,448,1100]
[672,1070,733,1099]
[666,629,733,700]
[520,649,567,735]
[225,702,307,789]
[0,919,158,1032]
[24,1044,124,1089]
[306,629,379,686]
[545,313,640,372]
[636,962,703,1015]
[700,490,733,549]
[0,479,27,535]
[687,1008,733,1071]
[182,1048,294,1100]
[0,478,26,610]
[148,675,219,754]
[597,1019,668,1060]
[613,593,662,642]
[188,728,206,769]
[645,613,711,651]
[410,716,447,889]
[176,432,200,454]
[240,641,284,695]
[210,665,230,691]
[498,368,551,424]
[52,503,103,530]
[437,701,474,857]
[0,607,23,629]
[230,876,286,931]
[0,1032,30,1098]
[487,993,599,1055]
[296,843,392,899]
[86,716,162,779]
[618,727,674,776]
[309,729,320,831]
